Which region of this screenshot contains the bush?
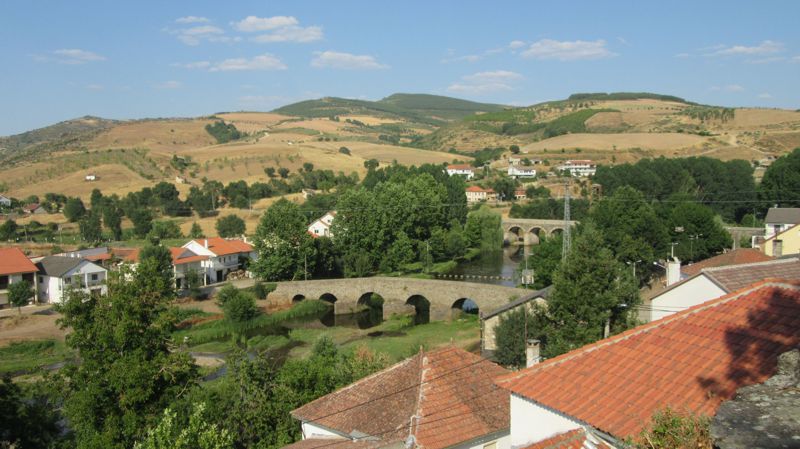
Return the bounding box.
[223,291,258,324]
[338,146,351,156]
[253,282,277,300]
[205,121,242,144]
[216,215,246,238]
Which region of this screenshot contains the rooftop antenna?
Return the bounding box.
[562,180,571,260]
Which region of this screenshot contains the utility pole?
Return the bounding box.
[561,180,571,261]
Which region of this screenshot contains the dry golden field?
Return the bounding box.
[88,119,217,151]
[7,164,156,200]
[522,132,708,152]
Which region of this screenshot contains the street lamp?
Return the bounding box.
[626,260,642,278]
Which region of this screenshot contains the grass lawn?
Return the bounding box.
[0,339,74,375]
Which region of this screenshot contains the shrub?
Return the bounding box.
[338,146,351,156]
[253,282,277,300]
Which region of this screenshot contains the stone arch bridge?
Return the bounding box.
[271,277,530,321]
[502,218,578,245]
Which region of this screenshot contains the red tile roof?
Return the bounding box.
[465,186,495,193]
[112,248,140,263]
[681,249,772,277]
[193,237,254,256]
[281,438,386,449]
[523,429,611,449]
[169,247,208,265]
[0,247,38,276]
[22,203,41,212]
[291,346,509,449]
[497,279,800,442]
[447,164,474,170]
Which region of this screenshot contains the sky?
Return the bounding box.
[2,0,800,135]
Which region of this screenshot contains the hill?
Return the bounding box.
[0,116,118,163]
[272,93,507,125]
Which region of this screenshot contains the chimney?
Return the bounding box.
[204,239,208,249]
[526,339,541,367]
[666,257,681,286]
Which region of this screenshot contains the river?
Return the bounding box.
[443,245,531,287]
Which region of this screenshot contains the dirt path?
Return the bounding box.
[0,310,65,346]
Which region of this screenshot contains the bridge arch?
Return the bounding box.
[292,294,305,303]
[451,298,479,318]
[526,227,543,245]
[319,293,338,304]
[550,228,564,237]
[406,294,431,324]
[504,226,524,245]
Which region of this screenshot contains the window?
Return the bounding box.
[39,276,44,284]
[91,274,98,281]
[0,275,8,289]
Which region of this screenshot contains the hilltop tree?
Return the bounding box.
[55,260,198,449]
[542,226,640,358]
[216,215,246,238]
[363,159,379,171]
[148,220,183,240]
[64,197,87,222]
[302,162,314,172]
[251,199,315,281]
[278,167,290,179]
[509,144,520,154]
[189,222,204,238]
[264,167,276,178]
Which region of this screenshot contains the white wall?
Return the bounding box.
[509,394,580,449]
[449,431,510,449]
[649,275,726,322]
[301,422,345,439]
[40,261,108,304]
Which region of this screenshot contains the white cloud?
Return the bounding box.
[208,54,287,72]
[252,25,323,43]
[232,15,298,32]
[311,51,388,70]
[37,48,106,64]
[170,25,227,45]
[758,93,773,99]
[520,39,615,61]
[747,56,787,64]
[508,40,526,50]
[710,40,783,56]
[176,16,210,24]
[447,70,524,95]
[172,61,212,69]
[155,80,183,89]
[709,84,745,92]
[86,84,104,90]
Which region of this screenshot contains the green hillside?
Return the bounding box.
[272,93,508,125]
[0,116,118,163]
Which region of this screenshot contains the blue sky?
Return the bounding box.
[2,0,799,135]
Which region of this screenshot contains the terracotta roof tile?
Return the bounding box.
[704,259,800,292]
[291,347,509,449]
[522,429,611,449]
[447,164,474,170]
[169,247,208,265]
[281,437,388,449]
[0,247,38,276]
[681,249,772,277]
[497,280,800,441]
[193,237,253,256]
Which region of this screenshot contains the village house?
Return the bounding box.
[508,157,521,165]
[495,279,800,449]
[556,160,596,177]
[446,164,475,180]
[481,287,551,358]
[182,237,256,284]
[308,211,336,238]
[507,166,536,179]
[84,174,97,181]
[22,203,46,214]
[762,222,800,257]
[285,346,510,449]
[643,257,800,322]
[0,195,11,208]
[170,247,208,289]
[764,207,800,239]
[0,247,38,308]
[55,246,115,266]
[513,189,527,201]
[34,255,107,304]
[680,248,772,279]
[465,185,497,204]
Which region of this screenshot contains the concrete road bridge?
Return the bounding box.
[502,218,577,245]
[271,277,530,321]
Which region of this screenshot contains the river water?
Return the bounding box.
[443,245,531,287]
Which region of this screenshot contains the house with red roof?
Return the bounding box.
[496,279,800,448]
[466,186,497,204]
[0,247,39,307]
[308,211,336,238]
[643,257,800,322]
[680,248,772,278]
[285,346,510,449]
[446,164,475,180]
[170,247,209,289]
[182,237,256,284]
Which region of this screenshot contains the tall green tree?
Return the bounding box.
[139,244,176,298]
[521,233,562,289]
[135,403,233,449]
[0,219,17,241]
[759,147,800,208]
[189,222,205,238]
[543,226,640,358]
[0,376,62,448]
[251,199,314,281]
[8,280,33,313]
[55,261,198,449]
[103,204,124,241]
[130,208,154,238]
[464,206,502,250]
[494,305,549,368]
[661,199,732,263]
[79,212,103,244]
[64,197,87,222]
[216,215,246,238]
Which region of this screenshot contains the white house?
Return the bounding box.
[170,247,208,289]
[0,247,38,308]
[446,164,475,180]
[496,280,800,449]
[0,195,11,208]
[285,346,510,449]
[465,185,497,203]
[85,174,97,181]
[182,237,256,284]
[764,207,800,239]
[556,160,596,177]
[308,211,336,238]
[35,256,107,304]
[643,257,800,322]
[507,166,536,179]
